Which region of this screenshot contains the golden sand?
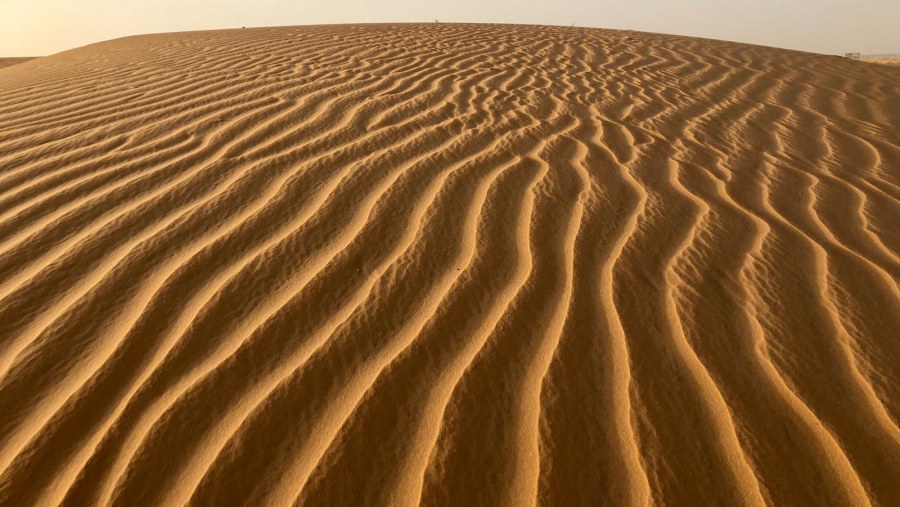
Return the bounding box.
[0,58,35,70]
[0,23,898,506]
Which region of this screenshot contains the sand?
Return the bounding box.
[0,23,898,506]
[0,58,35,69]
[862,55,900,65]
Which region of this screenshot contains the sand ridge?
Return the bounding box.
[0,23,899,506]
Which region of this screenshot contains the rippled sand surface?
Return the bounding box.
[0,23,898,506]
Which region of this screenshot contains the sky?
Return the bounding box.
[1,0,898,57]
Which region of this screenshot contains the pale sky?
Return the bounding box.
[1,0,897,57]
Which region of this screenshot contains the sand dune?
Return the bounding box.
[0,23,898,506]
[0,58,35,69]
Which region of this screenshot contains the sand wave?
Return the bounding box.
[0,23,898,506]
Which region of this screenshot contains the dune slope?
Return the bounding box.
[0,58,35,70]
[0,23,898,506]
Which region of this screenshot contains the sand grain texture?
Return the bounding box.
[0,24,899,506]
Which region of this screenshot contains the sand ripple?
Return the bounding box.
[0,23,898,506]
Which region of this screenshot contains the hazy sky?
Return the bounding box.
[1,0,898,57]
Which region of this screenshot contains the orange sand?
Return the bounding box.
[0,23,898,506]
